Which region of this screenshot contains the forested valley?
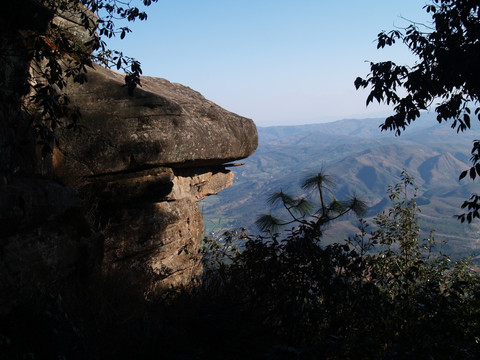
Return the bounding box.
[202,113,480,259]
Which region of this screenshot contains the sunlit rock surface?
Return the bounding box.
[55,64,257,184]
[52,63,257,289]
[1,0,257,306]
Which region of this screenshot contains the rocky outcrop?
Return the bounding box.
[55,64,256,184]
[81,166,236,289]
[0,0,257,307]
[52,63,256,290]
[95,168,235,289]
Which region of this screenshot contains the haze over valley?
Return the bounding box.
[201,113,480,258]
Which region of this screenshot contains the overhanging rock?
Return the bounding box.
[55,64,257,185]
[53,64,258,290]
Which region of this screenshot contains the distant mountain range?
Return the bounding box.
[200,113,480,258]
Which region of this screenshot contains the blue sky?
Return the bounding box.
[105,0,431,126]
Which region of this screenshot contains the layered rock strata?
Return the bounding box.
[55,64,256,184]
[82,166,235,289]
[1,0,257,307]
[54,64,256,289]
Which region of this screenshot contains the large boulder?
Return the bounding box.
[51,63,257,290]
[0,0,258,301]
[1,61,256,298]
[54,64,257,185]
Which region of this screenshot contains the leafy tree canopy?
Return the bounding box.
[354,0,480,222]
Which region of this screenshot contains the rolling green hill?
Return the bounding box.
[201,114,480,258]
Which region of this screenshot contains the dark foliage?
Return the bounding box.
[354,0,480,222]
[2,173,479,359]
[255,171,367,234]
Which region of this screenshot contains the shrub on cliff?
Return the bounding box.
[2,172,480,359]
[198,171,480,359]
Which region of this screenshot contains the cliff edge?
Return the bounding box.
[0,0,257,310]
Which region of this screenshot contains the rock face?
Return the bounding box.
[0,177,102,309]
[95,169,234,289]
[0,0,257,307]
[80,166,237,289]
[54,64,256,289]
[55,64,257,183]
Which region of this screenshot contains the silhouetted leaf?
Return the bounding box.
[470,167,476,180]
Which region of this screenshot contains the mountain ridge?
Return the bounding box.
[201,114,480,257]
